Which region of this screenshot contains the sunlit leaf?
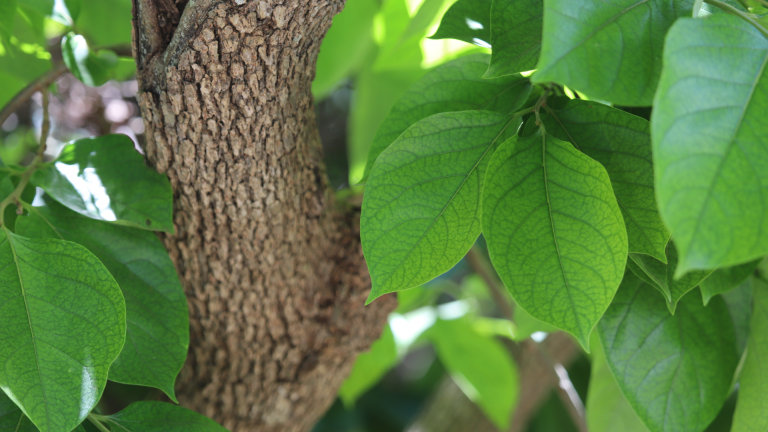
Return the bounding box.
[429,0,492,47]
[61,32,118,87]
[484,0,542,77]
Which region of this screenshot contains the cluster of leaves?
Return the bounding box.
[359,0,768,431]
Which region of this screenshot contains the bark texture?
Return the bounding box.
[131,1,396,431]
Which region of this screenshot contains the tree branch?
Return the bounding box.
[0,63,68,129]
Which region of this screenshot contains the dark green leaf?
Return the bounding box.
[61,32,118,87]
[599,270,738,432]
[533,0,694,105]
[722,278,753,353]
[482,131,627,347]
[31,134,174,233]
[103,401,228,432]
[700,260,761,305]
[0,390,91,432]
[0,229,126,432]
[429,0,492,47]
[484,0,542,77]
[541,100,670,262]
[362,111,519,302]
[16,197,188,401]
[338,325,397,407]
[652,14,768,275]
[361,54,532,181]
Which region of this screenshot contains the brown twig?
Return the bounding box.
[0,63,68,129]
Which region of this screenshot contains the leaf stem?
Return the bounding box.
[87,414,112,432]
[703,0,768,38]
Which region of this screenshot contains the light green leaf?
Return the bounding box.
[102,401,228,432]
[361,54,532,181]
[0,0,16,39]
[429,0,492,47]
[484,0,542,78]
[429,318,518,430]
[628,241,714,313]
[700,259,760,305]
[731,278,768,432]
[482,131,627,348]
[75,0,133,47]
[599,270,738,432]
[533,0,695,105]
[0,229,126,432]
[31,134,174,233]
[61,32,118,87]
[362,111,519,302]
[541,100,670,262]
[587,334,649,432]
[16,197,188,401]
[339,325,397,407]
[652,14,768,275]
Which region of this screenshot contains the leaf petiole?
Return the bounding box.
[87,414,112,432]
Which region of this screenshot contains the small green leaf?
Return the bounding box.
[339,325,397,407]
[533,0,694,105]
[599,270,738,432]
[102,401,229,432]
[652,14,768,275]
[362,111,519,302]
[429,318,518,430]
[700,259,761,305]
[361,54,532,181]
[484,0,543,78]
[31,134,174,233]
[731,278,768,432]
[61,32,118,87]
[482,131,627,348]
[16,197,188,401]
[0,229,126,432]
[429,0,492,47]
[541,100,670,262]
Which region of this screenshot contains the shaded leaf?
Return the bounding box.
[103,401,228,432]
[429,0,492,47]
[484,0,542,78]
[722,278,753,353]
[61,32,118,87]
[700,259,760,305]
[338,325,397,407]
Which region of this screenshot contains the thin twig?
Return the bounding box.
[703,0,768,38]
[0,63,68,129]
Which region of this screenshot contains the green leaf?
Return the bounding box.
[484,0,543,78]
[361,54,532,181]
[533,0,694,106]
[74,0,133,47]
[541,100,670,262]
[722,278,753,353]
[429,0,492,47]
[587,334,649,432]
[16,197,188,401]
[482,131,627,347]
[731,278,768,432]
[628,241,714,313]
[362,111,519,302]
[61,32,118,87]
[102,401,228,432]
[31,134,174,233]
[338,325,398,407]
[429,318,518,430]
[598,270,738,432]
[0,0,16,39]
[652,14,768,275]
[0,390,91,432]
[0,229,126,432]
[700,259,761,305]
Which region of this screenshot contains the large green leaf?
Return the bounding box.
[482,131,627,347]
[541,100,670,262]
[731,278,768,432]
[587,334,649,432]
[0,390,91,432]
[700,259,761,306]
[484,0,542,78]
[101,401,228,432]
[652,14,768,275]
[338,325,397,407]
[0,0,16,39]
[599,271,738,432]
[0,229,126,432]
[61,32,118,87]
[16,197,188,401]
[74,0,132,46]
[628,241,714,313]
[429,0,492,47]
[722,278,754,353]
[429,318,518,430]
[31,134,173,233]
[362,111,519,302]
[533,0,694,106]
[361,54,532,181]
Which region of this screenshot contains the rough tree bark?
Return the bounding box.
[131,1,396,431]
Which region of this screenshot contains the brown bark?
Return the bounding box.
[131,1,396,431]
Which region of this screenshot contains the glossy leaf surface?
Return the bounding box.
[61,32,117,87]
[430,0,492,47]
[362,111,518,302]
[31,134,173,233]
[482,132,627,347]
[533,0,694,105]
[652,15,768,275]
[103,401,228,432]
[485,0,542,78]
[16,197,188,400]
[599,271,738,432]
[700,259,761,305]
[0,230,126,432]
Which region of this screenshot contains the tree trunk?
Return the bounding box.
[131,1,396,431]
